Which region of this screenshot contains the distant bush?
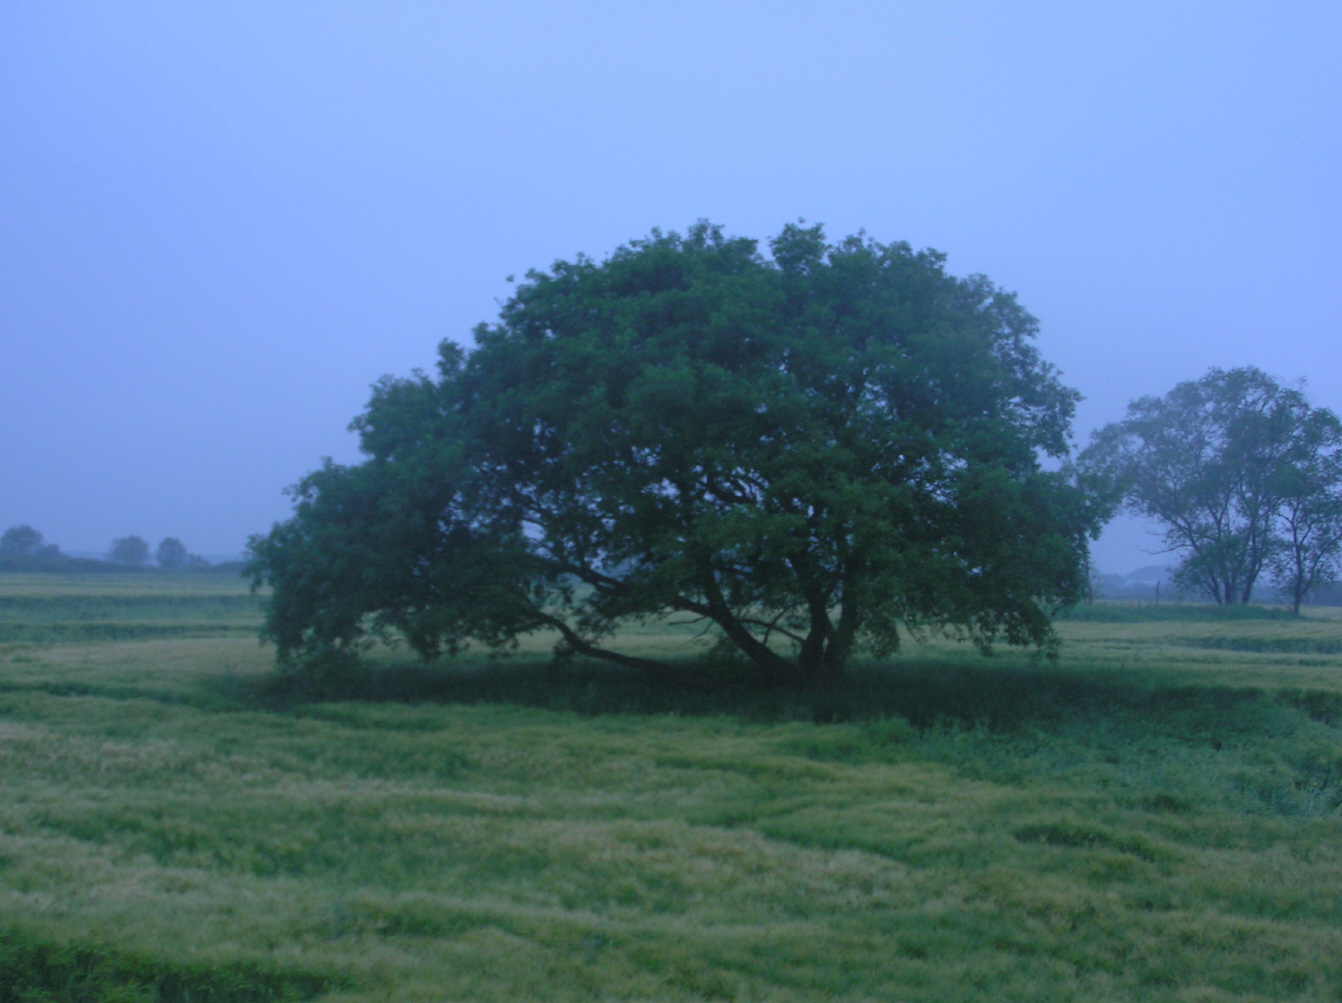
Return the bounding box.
[0,525,45,558]
[0,526,84,572]
[108,536,150,566]
[155,537,188,569]
[0,533,225,576]
[1310,582,1342,606]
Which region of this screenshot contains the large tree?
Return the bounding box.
[1082,367,1342,606]
[248,223,1103,685]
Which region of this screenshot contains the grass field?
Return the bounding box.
[2,575,1342,1001]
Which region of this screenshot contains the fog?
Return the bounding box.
[2,3,1338,570]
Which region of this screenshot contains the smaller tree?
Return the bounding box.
[156,537,189,570]
[109,535,151,566]
[0,525,44,558]
[1269,430,1342,612]
[1082,368,1315,605]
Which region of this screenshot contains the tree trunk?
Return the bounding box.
[819,599,861,684]
[795,593,833,683]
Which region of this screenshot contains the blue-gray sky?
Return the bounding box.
[2,3,1338,569]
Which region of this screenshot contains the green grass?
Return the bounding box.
[1058,602,1302,623]
[3,575,1342,1000]
[0,577,263,645]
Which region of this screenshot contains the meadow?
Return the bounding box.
[2,575,1342,1001]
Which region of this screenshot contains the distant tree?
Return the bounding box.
[155,537,189,569]
[185,553,211,570]
[248,222,1105,685]
[1268,425,1342,613]
[109,535,151,566]
[0,525,44,558]
[1082,367,1339,606]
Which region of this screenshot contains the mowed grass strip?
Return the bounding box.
[0,578,264,647]
[1,575,1342,1000]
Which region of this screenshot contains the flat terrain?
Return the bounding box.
[3,575,1342,1001]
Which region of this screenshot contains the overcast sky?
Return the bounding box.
[2,2,1338,569]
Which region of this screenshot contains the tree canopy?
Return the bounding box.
[109,535,151,567]
[0,525,45,558]
[248,223,1103,685]
[1081,367,1342,610]
[155,537,189,570]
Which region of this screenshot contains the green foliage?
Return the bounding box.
[249,223,1102,684]
[1083,367,1342,608]
[0,526,45,559]
[108,536,150,567]
[0,527,66,572]
[154,537,188,570]
[1271,436,1342,612]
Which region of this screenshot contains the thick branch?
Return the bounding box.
[534,612,709,689]
[736,615,808,646]
[696,570,805,686]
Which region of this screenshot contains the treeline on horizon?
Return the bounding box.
[1089,565,1342,607]
[0,525,243,575]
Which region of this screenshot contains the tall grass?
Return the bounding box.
[3,577,1342,1000]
